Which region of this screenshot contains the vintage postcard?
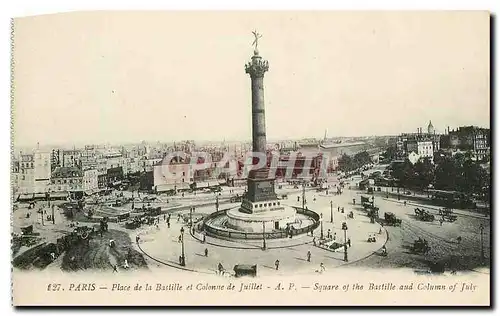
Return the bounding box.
[11,11,490,306]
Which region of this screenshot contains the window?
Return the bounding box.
[277,202,280,205]
[264,203,267,207]
[259,204,262,208]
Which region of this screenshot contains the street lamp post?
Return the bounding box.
[215,194,219,212]
[180,227,186,266]
[320,213,324,239]
[480,224,485,261]
[49,191,55,225]
[330,201,333,223]
[190,207,194,228]
[302,182,306,210]
[40,207,44,226]
[342,222,348,262]
[262,221,267,250]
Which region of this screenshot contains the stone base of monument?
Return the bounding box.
[225,204,297,233]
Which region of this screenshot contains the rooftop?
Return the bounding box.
[52,166,83,178]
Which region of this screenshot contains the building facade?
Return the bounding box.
[83,168,99,193]
[50,166,83,193]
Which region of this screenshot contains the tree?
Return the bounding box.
[413,158,434,190]
[461,159,488,195]
[338,153,353,172]
[434,157,458,191]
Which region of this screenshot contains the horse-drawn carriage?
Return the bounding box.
[384,212,402,226]
[361,195,373,208]
[20,225,34,235]
[411,238,431,254]
[146,206,161,217]
[233,264,257,278]
[125,218,142,229]
[230,195,243,203]
[438,208,457,222]
[414,208,435,222]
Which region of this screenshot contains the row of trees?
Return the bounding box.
[390,152,489,197]
[337,151,372,172]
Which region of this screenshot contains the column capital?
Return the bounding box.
[245,55,269,78]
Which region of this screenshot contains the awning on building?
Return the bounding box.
[17,194,33,201]
[156,183,190,192]
[50,192,69,199]
[84,189,100,196]
[196,181,221,189]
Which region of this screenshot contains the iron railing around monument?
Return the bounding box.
[201,206,320,240]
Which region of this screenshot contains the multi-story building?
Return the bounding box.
[50,166,83,199]
[153,156,194,192]
[62,149,81,168]
[33,150,51,193]
[11,160,20,197]
[441,126,490,161]
[417,141,434,159]
[395,121,441,161]
[18,153,35,194]
[83,168,99,193]
[104,152,123,170]
[50,149,62,170]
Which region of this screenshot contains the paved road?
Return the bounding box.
[135,185,387,277]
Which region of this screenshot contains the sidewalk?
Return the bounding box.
[134,193,387,277]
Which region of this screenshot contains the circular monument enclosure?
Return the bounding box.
[200,203,320,240]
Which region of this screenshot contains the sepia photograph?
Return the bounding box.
[10,10,491,306]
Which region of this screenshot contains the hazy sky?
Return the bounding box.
[13,11,490,147]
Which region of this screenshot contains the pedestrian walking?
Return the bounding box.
[333,232,337,241]
[347,238,351,247]
[217,263,224,275]
[338,206,340,212]
[313,237,316,246]
[204,248,209,257]
[163,214,166,221]
[167,221,170,228]
[275,259,280,270]
[319,262,325,273]
[307,251,311,262]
